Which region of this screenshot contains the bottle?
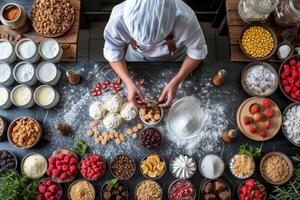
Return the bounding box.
[213,69,226,87]
[66,70,80,85]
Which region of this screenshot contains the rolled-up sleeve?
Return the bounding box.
[103,17,129,62]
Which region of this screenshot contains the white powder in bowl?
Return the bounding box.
[15,63,34,83]
[283,105,300,145]
[200,154,224,179]
[0,63,11,82]
[22,154,47,179]
[40,39,59,59]
[18,40,36,59]
[0,87,9,106]
[37,62,57,82]
[0,40,13,59]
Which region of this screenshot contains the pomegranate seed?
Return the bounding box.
[113,84,119,89]
[104,88,109,92]
[97,91,102,95]
[103,80,109,85]
[116,87,123,91]
[102,84,107,89]
[92,92,97,96]
[96,83,101,88]
[110,83,115,87]
[139,79,145,85]
[94,87,100,91]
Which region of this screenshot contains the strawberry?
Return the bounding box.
[243,116,253,125]
[240,187,247,195]
[262,98,271,108]
[253,113,262,122]
[260,130,268,138]
[245,179,256,187]
[264,108,275,119]
[249,124,257,134]
[250,104,260,114]
[263,120,271,129]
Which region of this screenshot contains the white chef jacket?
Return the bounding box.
[103,0,208,62]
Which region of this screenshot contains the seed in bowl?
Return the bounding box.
[141,154,166,179]
[140,102,162,124]
[261,154,289,183]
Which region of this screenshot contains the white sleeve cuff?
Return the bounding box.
[103,46,125,62]
[186,44,208,60]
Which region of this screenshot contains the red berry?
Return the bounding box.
[262,98,271,108]
[48,185,57,193]
[250,104,260,114]
[288,77,295,84]
[70,157,77,165]
[264,108,275,119]
[260,130,268,138]
[253,113,262,122]
[39,185,47,193]
[245,179,256,187]
[297,61,300,68]
[290,59,296,66]
[281,79,289,85]
[284,85,292,93]
[62,165,68,171]
[116,78,121,84]
[91,91,97,96]
[103,80,109,85]
[96,83,101,88]
[69,165,77,174]
[45,180,52,186]
[60,172,68,180]
[45,192,52,199]
[52,169,60,177]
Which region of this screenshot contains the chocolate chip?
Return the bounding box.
[102,182,129,200]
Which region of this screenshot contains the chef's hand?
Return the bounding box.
[127,82,145,107]
[159,80,179,107]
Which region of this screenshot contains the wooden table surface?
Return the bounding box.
[226,0,300,63]
[0,0,80,61]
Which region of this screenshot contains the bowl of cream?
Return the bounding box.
[13,62,37,86]
[11,85,34,108]
[0,86,12,109]
[15,38,40,63]
[34,85,60,109]
[36,62,61,85]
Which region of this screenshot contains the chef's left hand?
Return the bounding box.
[159,80,179,107]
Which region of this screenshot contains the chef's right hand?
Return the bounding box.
[127,82,145,107]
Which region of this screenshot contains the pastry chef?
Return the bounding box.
[103,0,208,107]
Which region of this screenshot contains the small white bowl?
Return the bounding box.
[139,101,163,126]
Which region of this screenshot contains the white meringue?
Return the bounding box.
[120,102,138,121]
[89,101,107,120]
[103,112,123,129]
[104,94,123,113]
[170,155,196,179]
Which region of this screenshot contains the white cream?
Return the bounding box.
[0,87,9,106]
[0,40,13,59]
[0,63,11,82]
[15,63,34,83]
[104,94,123,113]
[40,39,60,59]
[120,102,137,121]
[12,85,32,106]
[171,155,196,179]
[103,112,122,129]
[89,101,107,119]
[35,86,55,106]
[37,62,57,82]
[18,40,36,59]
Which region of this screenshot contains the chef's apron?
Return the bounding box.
[125,34,186,62]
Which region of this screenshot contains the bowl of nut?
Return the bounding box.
[7,116,42,149]
[139,101,163,125]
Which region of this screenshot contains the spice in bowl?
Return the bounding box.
[283,104,300,146]
[80,154,105,180]
[203,179,230,200]
[169,180,196,200]
[69,180,95,200]
[102,179,129,200]
[37,178,62,200]
[140,154,166,179]
[3,4,20,21]
[260,153,291,184]
[111,154,135,180]
[22,153,47,179]
[140,127,162,150]
[9,117,41,148]
[46,152,78,182]
[239,179,266,200]
[170,154,196,179]
[0,150,17,173]
[230,154,255,179]
[136,180,162,200]
[241,26,275,59]
[199,154,225,179]
[139,101,163,125]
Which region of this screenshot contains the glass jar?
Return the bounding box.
[275,0,300,27]
[238,0,279,23]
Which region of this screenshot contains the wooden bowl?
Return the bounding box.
[238,179,266,200]
[201,179,231,200]
[49,148,79,183]
[7,116,42,149]
[240,24,278,61]
[68,179,95,200]
[140,154,166,180]
[282,102,300,147]
[260,152,293,185]
[278,55,300,102]
[236,97,282,141]
[241,62,278,97]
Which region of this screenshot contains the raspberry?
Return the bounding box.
[60,172,68,180]
[290,59,296,66]
[39,185,47,193]
[48,185,57,193]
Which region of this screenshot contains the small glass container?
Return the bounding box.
[275,0,300,27]
[34,85,60,109]
[238,0,279,23]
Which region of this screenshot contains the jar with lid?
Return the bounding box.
[274,0,300,27]
[238,0,279,23]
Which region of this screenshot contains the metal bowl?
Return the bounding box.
[199,153,225,180]
[0,149,18,173]
[110,154,136,181]
[38,178,63,200]
[79,154,106,181]
[238,179,266,200]
[168,179,196,200]
[67,179,95,200]
[201,179,231,200]
[282,102,300,147]
[21,152,47,179]
[140,154,166,180]
[241,61,278,97]
[134,180,162,200]
[101,181,129,200]
[139,100,164,126]
[260,152,294,185]
[240,24,278,61]
[229,154,255,179]
[169,154,196,179]
[7,116,42,149]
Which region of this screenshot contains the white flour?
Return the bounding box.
[18,40,36,59]
[37,62,57,82]
[283,105,300,145]
[15,63,35,82]
[0,63,11,82]
[0,41,12,59]
[40,39,59,59]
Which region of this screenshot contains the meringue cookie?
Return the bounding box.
[103,112,123,129]
[89,101,107,120]
[104,95,123,113]
[120,102,138,121]
[171,155,196,179]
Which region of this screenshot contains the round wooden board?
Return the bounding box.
[236,97,282,141]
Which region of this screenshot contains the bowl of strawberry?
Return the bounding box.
[279,55,300,102]
[80,154,106,181]
[238,179,266,200]
[46,148,79,183]
[168,180,196,200]
[37,178,63,200]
